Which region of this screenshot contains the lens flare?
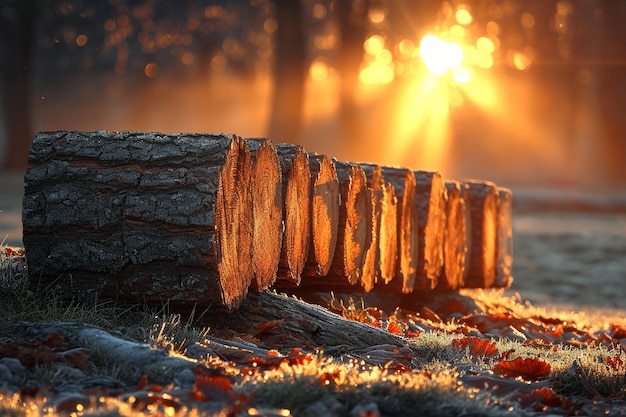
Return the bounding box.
[419,35,464,77]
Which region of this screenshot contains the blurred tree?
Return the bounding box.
[336,0,369,151]
[268,0,306,142]
[0,0,35,172]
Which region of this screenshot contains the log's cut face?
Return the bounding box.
[306,154,339,277]
[22,131,283,310]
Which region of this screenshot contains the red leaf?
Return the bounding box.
[493,357,551,380]
[387,321,403,335]
[189,375,234,402]
[452,337,498,358]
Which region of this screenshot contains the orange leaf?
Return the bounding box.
[452,337,498,358]
[387,321,403,335]
[493,357,551,380]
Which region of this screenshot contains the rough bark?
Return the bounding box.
[211,291,407,352]
[495,188,513,288]
[246,139,283,291]
[303,154,339,277]
[413,171,447,290]
[379,167,418,293]
[327,161,371,287]
[438,181,468,290]
[273,143,311,284]
[22,131,278,310]
[461,180,498,288]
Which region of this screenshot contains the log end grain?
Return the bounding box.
[495,187,514,288]
[275,144,311,285]
[378,180,398,285]
[332,161,371,287]
[380,167,418,293]
[461,179,498,288]
[414,171,447,290]
[439,181,467,290]
[247,139,283,291]
[305,154,339,277]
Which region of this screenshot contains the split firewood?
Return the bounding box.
[379,167,419,293]
[438,181,468,289]
[246,139,283,291]
[23,131,280,310]
[273,143,311,284]
[495,188,513,288]
[413,171,447,290]
[303,154,339,277]
[327,161,371,286]
[461,180,499,288]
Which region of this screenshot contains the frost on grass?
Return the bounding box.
[0,246,625,416]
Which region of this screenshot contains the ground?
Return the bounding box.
[1,174,625,416]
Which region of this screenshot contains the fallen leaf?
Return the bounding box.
[451,337,498,358]
[493,357,551,380]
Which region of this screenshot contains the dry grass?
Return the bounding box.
[0,246,625,416]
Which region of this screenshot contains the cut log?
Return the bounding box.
[379,167,418,293]
[438,181,468,290]
[328,160,371,286]
[358,163,383,291]
[245,139,283,291]
[377,175,399,286]
[22,131,277,310]
[273,143,311,284]
[303,154,339,277]
[413,171,447,290]
[461,180,498,288]
[495,188,513,288]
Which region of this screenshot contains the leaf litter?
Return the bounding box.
[1,246,625,416]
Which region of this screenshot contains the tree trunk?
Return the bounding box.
[22,131,514,310]
[461,180,498,288]
[302,154,339,277]
[268,0,307,142]
[379,167,418,293]
[23,131,281,310]
[439,181,468,290]
[274,143,311,284]
[0,0,35,172]
[413,171,447,290]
